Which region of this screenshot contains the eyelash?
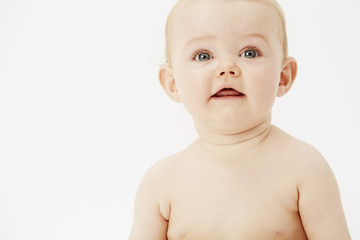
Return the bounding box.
[191,46,263,61]
[240,46,263,57]
[191,49,213,60]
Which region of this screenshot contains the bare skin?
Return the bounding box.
[130,123,350,240]
[129,0,351,239]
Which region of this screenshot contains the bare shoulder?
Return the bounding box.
[129,151,187,240]
[269,125,335,187]
[141,150,186,190]
[269,126,351,239]
[271,125,334,186]
[269,125,327,167]
[134,150,186,217]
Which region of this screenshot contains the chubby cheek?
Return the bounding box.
[173,67,212,115]
[247,67,281,111]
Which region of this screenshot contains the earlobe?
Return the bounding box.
[159,64,182,103]
[277,57,298,97]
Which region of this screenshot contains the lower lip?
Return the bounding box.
[211,95,245,100]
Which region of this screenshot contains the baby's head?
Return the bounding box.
[164,0,288,65]
[159,0,297,135]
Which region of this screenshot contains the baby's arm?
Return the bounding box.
[129,163,169,240]
[298,150,351,239]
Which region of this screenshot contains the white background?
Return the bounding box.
[1,0,359,239]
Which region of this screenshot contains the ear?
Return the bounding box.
[159,64,182,103]
[277,57,298,97]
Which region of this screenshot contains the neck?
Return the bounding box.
[192,117,272,159]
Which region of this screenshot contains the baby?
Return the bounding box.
[129,0,351,239]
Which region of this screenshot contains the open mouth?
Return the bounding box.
[212,88,245,98]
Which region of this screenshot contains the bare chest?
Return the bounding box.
[167,198,307,240]
[165,159,308,240]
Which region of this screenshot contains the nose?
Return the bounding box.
[216,60,241,78]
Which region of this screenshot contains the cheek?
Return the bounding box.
[174,72,196,100]
[247,65,281,105]
[173,67,211,112]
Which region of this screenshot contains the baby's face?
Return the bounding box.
[167,0,288,132]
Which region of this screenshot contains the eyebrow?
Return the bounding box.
[242,33,268,43]
[185,35,217,48]
[185,33,268,48]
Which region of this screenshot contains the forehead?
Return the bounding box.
[170,0,281,48]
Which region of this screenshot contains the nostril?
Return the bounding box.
[218,70,239,77]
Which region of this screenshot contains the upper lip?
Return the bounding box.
[211,85,245,97]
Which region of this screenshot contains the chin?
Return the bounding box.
[204,120,254,135]
[197,114,272,134]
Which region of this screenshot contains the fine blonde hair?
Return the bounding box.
[164,0,288,64]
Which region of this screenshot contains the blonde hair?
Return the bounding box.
[164,0,288,64]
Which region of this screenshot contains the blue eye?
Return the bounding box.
[194,52,212,61]
[241,49,259,58]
